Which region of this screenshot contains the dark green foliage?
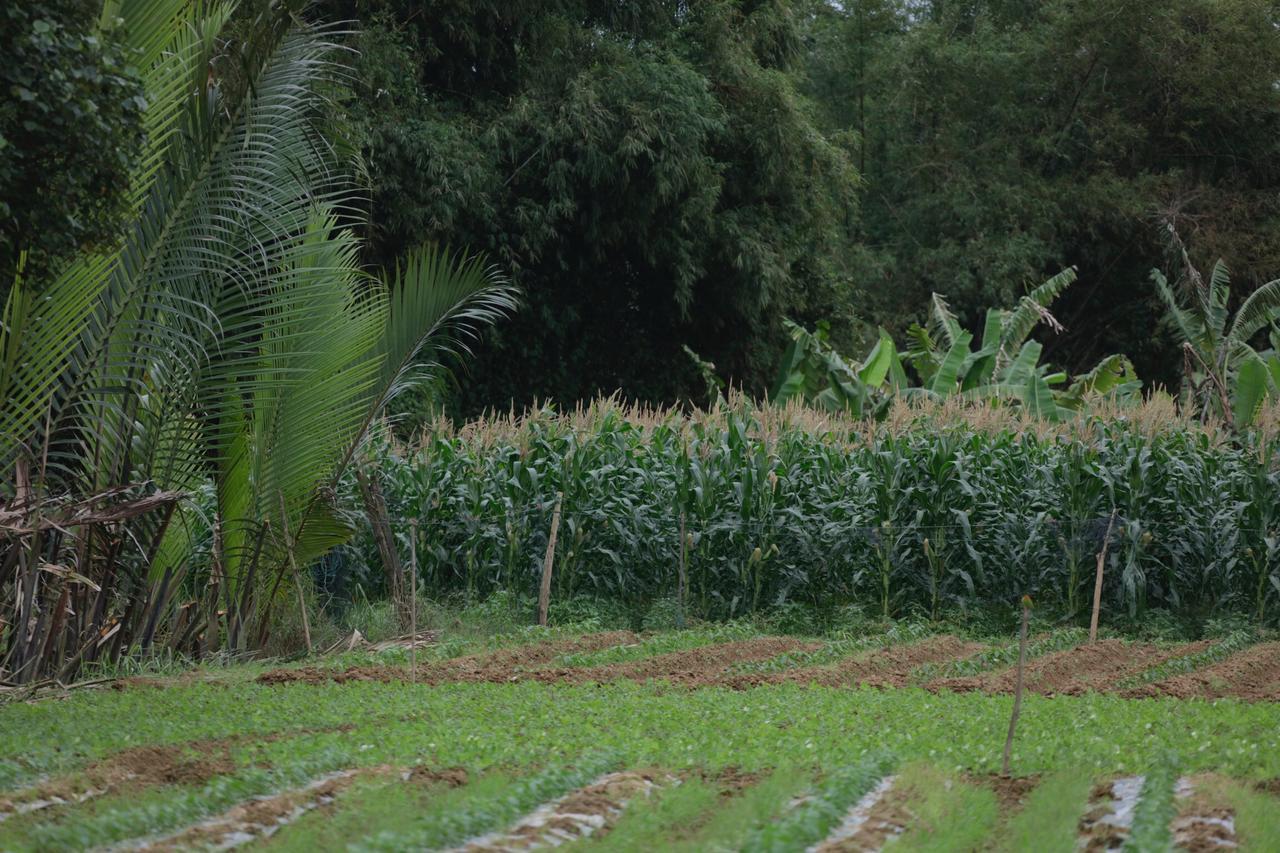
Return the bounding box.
[0,0,146,287]
[343,401,1280,625]
[326,0,860,413]
[801,0,1280,390]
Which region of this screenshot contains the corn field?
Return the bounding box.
[339,398,1280,625]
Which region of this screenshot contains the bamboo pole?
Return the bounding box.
[537,494,563,627]
[1088,511,1118,644]
[1002,595,1031,776]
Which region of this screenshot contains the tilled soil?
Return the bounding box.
[0,740,236,820]
[259,632,1277,700]
[930,639,1211,697]
[256,630,638,686]
[1120,642,1280,702]
[0,724,360,822]
[527,637,824,686]
[719,635,988,690]
[964,772,1040,816]
[138,769,367,851]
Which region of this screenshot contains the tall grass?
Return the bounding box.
[339,397,1280,625]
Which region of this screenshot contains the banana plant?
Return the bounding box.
[904,268,1140,420]
[772,320,907,416]
[774,268,1140,421]
[1152,253,1280,429]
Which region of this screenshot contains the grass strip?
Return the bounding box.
[22,750,350,851]
[730,622,935,675]
[1201,776,1280,850]
[910,628,1085,684]
[555,623,758,667]
[1115,631,1255,689]
[998,771,1093,853]
[742,753,895,852]
[350,752,617,852]
[678,766,811,851]
[1122,758,1177,852]
[883,764,999,852]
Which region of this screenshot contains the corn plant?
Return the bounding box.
[344,398,1280,626]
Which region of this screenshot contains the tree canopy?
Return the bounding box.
[325,0,862,413]
[802,0,1280,389]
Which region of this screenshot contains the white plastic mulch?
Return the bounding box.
[450,771,666,851]
[808,775,899,853]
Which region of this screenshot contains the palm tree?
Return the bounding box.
[0,0,516,681]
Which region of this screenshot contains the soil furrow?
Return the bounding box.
[931,640,1211,697]
[1120,642,1280,702]
[721,636,987,690]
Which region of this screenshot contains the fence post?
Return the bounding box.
[1088,511,1118,644]
[538,493,563,627]
[1002,595,1031,776]
[677,512,687,629]
[409,518,418,684]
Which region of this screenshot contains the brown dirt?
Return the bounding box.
[1077,779,1127,853]
[1120,642,1280,702]
[1256,777,1280,796]
[1173,776,1239,853]
[817,776,912,852]
[256,630,638,686]
[0,740,235,820]
[138,769,366,851]
[0,724,356,820]
[707,765,766,798]
[538,637,824,687]
[407,765,469,787]
[964,772,1040,815]
[723,636,987,690]
[932,639,1211,697]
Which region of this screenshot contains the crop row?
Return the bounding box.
[336,399,1280,624]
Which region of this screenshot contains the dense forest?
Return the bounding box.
[323,0,1280,413]
[8,0,1280,414]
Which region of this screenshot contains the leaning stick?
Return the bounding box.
[409,518,418,685]
[1088,511,1118,644]
[537,494,563,627]
[1002,595,1032,776]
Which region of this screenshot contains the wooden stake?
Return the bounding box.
[1002,595,1031,776]
[278,494,312,656]
[677,512,687,630]
[409,518,418,685]
[537,494,563,627]
[1088,511,1118,644]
